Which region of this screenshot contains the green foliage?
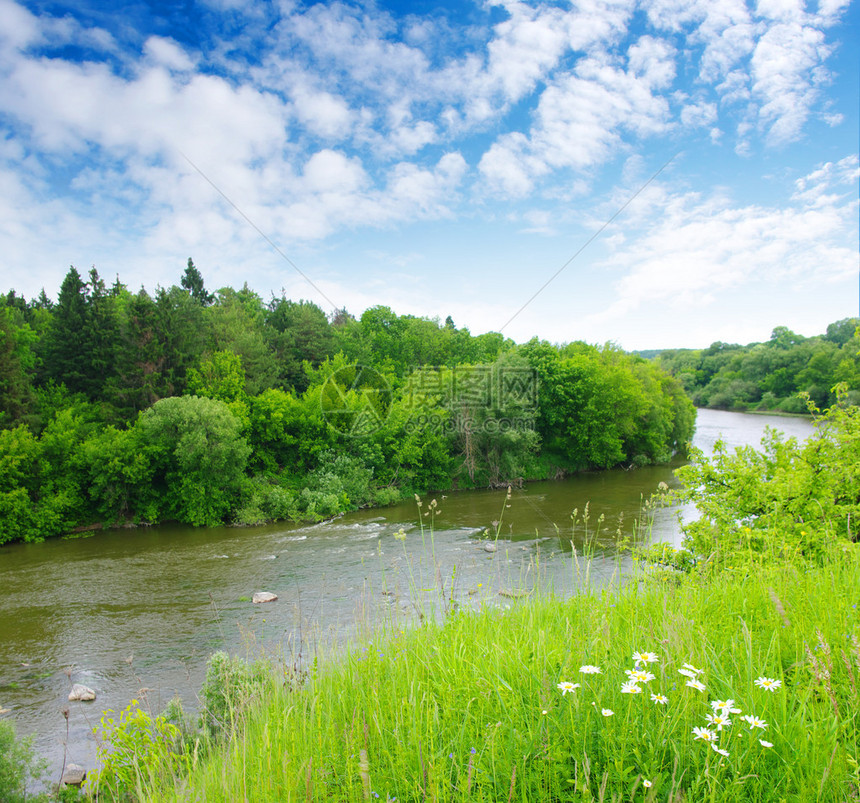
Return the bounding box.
[657,318,860,412]
[93,700,182,800]
[198,651,272,740]
[0,720,48,802]
[180,258,214,306]
[135,396,250,527]
[0,271,700,542]
[524,339,694,472]
[186,350,250,429]
[233,475,296,526]
[0,307,36,428]
[676,389,860,566]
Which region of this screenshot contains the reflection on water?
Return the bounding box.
[0,408,814,781]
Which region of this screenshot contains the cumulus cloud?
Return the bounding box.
[589,157,859,323]
[0,0,853,313]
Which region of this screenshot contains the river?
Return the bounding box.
[0,408,815,785]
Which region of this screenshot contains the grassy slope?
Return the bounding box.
[137,549,860,802]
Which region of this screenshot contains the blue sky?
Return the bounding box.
[0,0,857,349]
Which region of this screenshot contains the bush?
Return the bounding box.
[234,476,296,525]
[0,720,48,802]
[198,651,272,740]
[676,389,860,566]
[93,700,181,800]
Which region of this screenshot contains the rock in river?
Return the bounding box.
[62,764,87,786]
[68,684,96,701]
[252,591,278,604]
[483,542,497,553]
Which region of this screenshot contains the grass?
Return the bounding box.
[96,536,860,803]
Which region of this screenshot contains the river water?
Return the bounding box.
[0,409,815,784]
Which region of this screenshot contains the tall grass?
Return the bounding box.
[117,541,860,802]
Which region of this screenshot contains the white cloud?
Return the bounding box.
[291,84,353,140]
[589,157,859,322]
[680,99,718,127]
[0,0,39,51]
[143,36,195,72]
[751,21,832,144]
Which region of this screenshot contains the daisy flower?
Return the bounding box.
[754,676,782,691]
[557,681,581,695]
[692,726,717,742]
[710,699,741,714]
[579,665,602,675]
[643,779,653,788]
[759,739,773,748]
[621,681,643,694]
[682,663,703,674]
[685,678,706,692]
[650,692,668,705]
[711,744,729,757]
[705,712,732,730]
[677,668,698,678]
[741,715,767,730]
[601,708,614,717]
[625,669,656,683]
[632,651,659,666]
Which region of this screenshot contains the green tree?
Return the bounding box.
[41,266,90,394]
[0,307,36,427]
[677,389,860,564]
[207,286,280,394]
[266,297,334,392]
[113,287,168,415]
[136,396,250,526]
[181,258,214,305]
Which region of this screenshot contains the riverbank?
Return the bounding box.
[95,546,859,802]
[88,401,860,802]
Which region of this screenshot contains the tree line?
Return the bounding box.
[648,320,860,413]
[0,261,694,544]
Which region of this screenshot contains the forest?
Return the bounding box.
[0,261,695,545]
[650,318,860,413]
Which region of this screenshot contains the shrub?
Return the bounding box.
[0,720,48,802]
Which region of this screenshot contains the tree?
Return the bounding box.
[181,258,214,305]
[266,297,335,392]
[136,396,250,526]
[41,266,90,394]
[0,308,36,427]
[113,287,168,415]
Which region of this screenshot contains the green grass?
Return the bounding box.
[102,544,860,802]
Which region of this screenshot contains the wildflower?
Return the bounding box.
[685,678,706,692]
[754,676,782,691]
[557,681,580,695]
[621,681,643,694]
[692,726,717,742]
[710,699,741,714]
[643,779,653,788]
[579,665,602,674]
[601,708,614,717]
[650,693,668,705]
[632,651,660,665]
[394,529,407,541]
[759,739,773,748]
[711,744,729,757]
[681,663,703,674]
[677,668,698,678]
[541,710,548,715]
[626,669,656,683]
[741,715,768,730]
[705,712,732,730]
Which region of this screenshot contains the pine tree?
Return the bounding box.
[181,258,214,305]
